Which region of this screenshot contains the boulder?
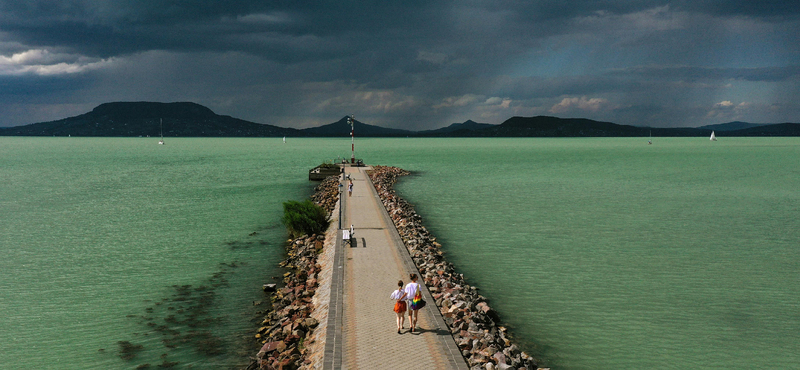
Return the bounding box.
[303,317,319,329]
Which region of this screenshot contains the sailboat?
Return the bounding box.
[710,131,717,141]
[158,118,165,145]
[648,130,652,145]
[283,136,286,144]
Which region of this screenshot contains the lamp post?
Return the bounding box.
[348,114,355,164]
[338,178,343,230]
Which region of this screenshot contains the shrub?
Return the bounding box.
[281,199,330,238]
[318,162,338,169]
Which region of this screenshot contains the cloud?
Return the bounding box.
[416,51,448,64]
[235,12,292,24]
[575,5,687,36]
[316,88,422,115]
[433,94,483,109]
[484,97,502,105]
[482,97,512,109]
[617,65,800,82]
[707,100,752,119]
[0,1,798,128]
[549,96,612,114]
[676,0,800,18]
[0,49,113,75]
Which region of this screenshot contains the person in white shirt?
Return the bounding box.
[389,280,407,333]
[404,274,421,333]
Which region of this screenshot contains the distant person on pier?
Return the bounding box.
[390,280,407,334]
[348,179,353,196]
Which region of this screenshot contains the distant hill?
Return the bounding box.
[0,102,301,137]
[1,102,797,137]
[446,116,705,137]
[417,120,495,136]
[301,116,415,137]
[489,116,646,137]
[726,123,800,136]
[698,121,765,131]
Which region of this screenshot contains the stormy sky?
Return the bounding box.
[1,1,798,129]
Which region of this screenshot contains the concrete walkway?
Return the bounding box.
[323,166,467,369]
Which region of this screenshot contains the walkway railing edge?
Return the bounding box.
[322,173,346,370]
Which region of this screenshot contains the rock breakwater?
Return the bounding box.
[246,175,340,370]
[368,166,545,370]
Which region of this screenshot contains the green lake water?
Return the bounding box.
[1,137,799,369]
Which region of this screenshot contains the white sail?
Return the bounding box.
[158,118,165,145]
[710,131,717,141]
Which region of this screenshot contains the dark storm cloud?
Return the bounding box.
[674,0,800,18]
[617,65,800,82]
[1,1,293,57]
[0,73,94,103]
[2,1,798,59]
[0,1,798,128]
[0,1,444,60]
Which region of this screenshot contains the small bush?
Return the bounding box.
[318,162,339,169]
[281,199,330,238]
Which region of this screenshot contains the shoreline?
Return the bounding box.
[245,176,340,370]
[368,165,546,370]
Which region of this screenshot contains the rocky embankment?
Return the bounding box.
[368,166,545,370]
[245,176,340,370]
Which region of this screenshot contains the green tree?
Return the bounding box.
[281,199,330,238]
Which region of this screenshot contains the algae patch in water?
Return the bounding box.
[118,260,251,367]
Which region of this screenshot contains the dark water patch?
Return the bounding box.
[260,222,282,230]
[118,340,144,361]
[226,240,256,250]
[114,219,288,368]
[119,261,252,368]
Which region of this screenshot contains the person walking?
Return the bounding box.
[390,280,407,333]
[348,179,353,197]
[404,274,422,333]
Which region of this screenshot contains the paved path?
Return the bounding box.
[324,166,467,370]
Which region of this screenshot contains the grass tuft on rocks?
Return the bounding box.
[281,199,330,238]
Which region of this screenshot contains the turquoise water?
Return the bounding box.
[0,138,332,369]
[385,138,800,369]
[2,137,799,369]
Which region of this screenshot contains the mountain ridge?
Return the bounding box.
[697,121,766,131]
[1,102,798,137]
[416,120,494,136]
[0,102,300,137]
[300,116,415,137]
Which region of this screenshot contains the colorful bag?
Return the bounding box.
[410,289,426,310]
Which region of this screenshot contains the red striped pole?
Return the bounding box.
[350,115,355,163]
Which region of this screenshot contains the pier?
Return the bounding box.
[322,165,468,369]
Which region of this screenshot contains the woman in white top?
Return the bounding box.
[403,273,421,333]
[389,280,407,333]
